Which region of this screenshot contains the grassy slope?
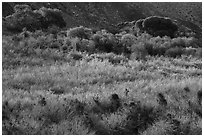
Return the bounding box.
[2,2,202,134]
[2,48,202,134]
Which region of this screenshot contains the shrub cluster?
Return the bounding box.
[3,4,66,32]
[3,9,201,61]
[91,30,121,53]
[130,33,200,58]
[5,25,201,61]
[67,26,93,39]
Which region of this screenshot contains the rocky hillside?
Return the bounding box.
[2,2,202,37]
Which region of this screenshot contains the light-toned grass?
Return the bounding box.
[2,53,202,134]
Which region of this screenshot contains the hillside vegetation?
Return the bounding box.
[2,3,202,135]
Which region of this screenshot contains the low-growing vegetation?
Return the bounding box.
[2,4,202,135]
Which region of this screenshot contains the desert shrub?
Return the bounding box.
[132,34,201,57]
[171,37,199,48]
[86,40,96,53]
[3,5,42,32]
[171,37,187,48]
[145,36,171,56]
[133,33,167,56]
[165,47,184,58]
[124,102,158,134]
[130,42,148,60]
[182,47,197,57]
[34,35,53,49]
[67,26,93,39]
[121,34,137,49]
[120,33,141,55]
[72,39,95,53]
[91,30,119,53]
[47,25,61,36]
[77,39,90,51]
[79,39,95,53]
[3,4,66,32]
[194,48,202,58]
[14,4,31,13]
[4,32,65,57]
[136,33,153,43]
[91,53,128,64]
[37,7,66,29]
[62,37,72,52]
[68,52,84,60]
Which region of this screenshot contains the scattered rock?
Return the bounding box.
[38,97,46,106]
[49,87,65,95]
[184,87,190,92]
[157,93,167,107]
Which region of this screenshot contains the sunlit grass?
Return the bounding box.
[2,53,202,134]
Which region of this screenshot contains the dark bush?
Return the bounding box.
[75,39,95,53]
[47,25,61,36]
[37,7,66,29]
[165,47,184,58]
[14,4,31,13]
[182,47,197,56]
[62,37,72,51]
[67,26,93,39]
[121,34,137,54]
[131,42,148,60]
[147,36,171,56]
[171,37,186,48]
[3,6,42,32]
[171,37,199,48]
[91,30,119,53]
[3,5,66,32]
[195,48,202,58]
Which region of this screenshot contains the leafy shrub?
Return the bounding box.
[132,34,200,58]
[90,53,128,64]
[91,30,119,53]
[146,36,171,56]
[171,37,187,48]
[3,5,42,32]
[171,37,199,48]
[47,25,61,36]
[62,37,73,52]
[194,48,202,58]
[3,4,66,32]
[77,39,95,53]
[136,33,153,43]
[37,7,66,29]
[121,34,137,51]
[14,4,31,13]
[130,42,148,60]
[182,47,197,56]
[165,47,184,58]
[67,26,93,39]
[68,52,84,60]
